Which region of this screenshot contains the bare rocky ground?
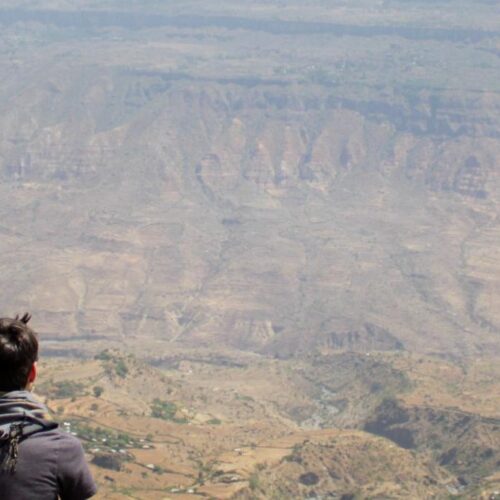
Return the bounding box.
[35,349,500,499]
[0,1,499,498]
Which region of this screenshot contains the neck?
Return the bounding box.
[0,388,28,395]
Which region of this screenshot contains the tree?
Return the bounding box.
[93,386,104,398]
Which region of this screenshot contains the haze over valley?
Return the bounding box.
[0,1,499,498]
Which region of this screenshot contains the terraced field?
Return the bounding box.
[1,1,499,497]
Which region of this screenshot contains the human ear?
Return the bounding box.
[26,362,37,389]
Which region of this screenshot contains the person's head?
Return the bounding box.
[0,313,38,392]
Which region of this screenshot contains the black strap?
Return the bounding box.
[2,424,22,474]
[1,421,57,474]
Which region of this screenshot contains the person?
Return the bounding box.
[0,313,97,499]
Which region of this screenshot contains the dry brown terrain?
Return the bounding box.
[35,349,500,499]
[0,1,499,498]
[0,1,498,359]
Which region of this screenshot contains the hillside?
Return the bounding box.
[233,431,456,500]
[0,1,499,498]
[0,1,498,358]
[35,350,500,498]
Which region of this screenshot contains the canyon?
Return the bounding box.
[0,1,499,498]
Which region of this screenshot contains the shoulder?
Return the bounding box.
[28,426,77,445]
[52,428,86,458]
[8,427,96,500]
[25,427,85,457]
[51,429,98,499]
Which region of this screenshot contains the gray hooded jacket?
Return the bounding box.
[0,391,97,500]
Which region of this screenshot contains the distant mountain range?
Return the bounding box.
[0,1,498,359]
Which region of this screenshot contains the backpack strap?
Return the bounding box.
[1,420,58,474]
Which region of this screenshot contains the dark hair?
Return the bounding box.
[0,313,38,392]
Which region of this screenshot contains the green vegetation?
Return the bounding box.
[91,453,124,471]
[93,386,104,397]
[283,443,303,463]
[151,399,188,424]
[249,471,260,491]
[150,465,166,475]
[67,421,144,453]
[95,350,113,361]
[114,359,129,378]
[98,350,130,379]
[207,418,222,425]
[45,380,85,399]
[235,393,254,402]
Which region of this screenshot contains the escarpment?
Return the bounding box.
[0,0,498,358]
[1,79,499,356]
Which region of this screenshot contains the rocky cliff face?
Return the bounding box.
[0,2,498,358]
[364,398,500,486]
[233,430,457,499]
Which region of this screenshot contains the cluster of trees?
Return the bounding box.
[151,399,188,424]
